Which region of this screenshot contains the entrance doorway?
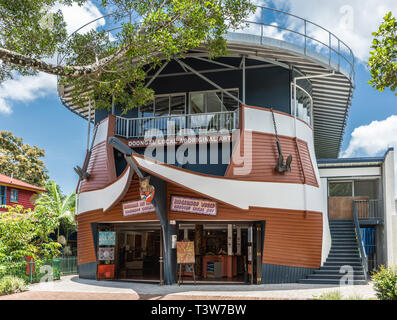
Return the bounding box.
[113,222,161,282]
[176,222,262,284]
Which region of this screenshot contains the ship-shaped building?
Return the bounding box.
[59,6,397,285]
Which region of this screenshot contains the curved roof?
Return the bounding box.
[58,6,354,159]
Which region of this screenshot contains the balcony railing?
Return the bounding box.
[115,110,239,139]
[353,199,384,222]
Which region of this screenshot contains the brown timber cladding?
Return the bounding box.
[77,175,323,269]
[167,183,323,269]
[225,131,318,187]
[76,174,158,265]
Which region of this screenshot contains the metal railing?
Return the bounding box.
[240,6,355,81]
[353,199,384,221]
[352,203,368,280]
[57,6,355,82]
[0,257,78,284]
[115,110,239,139]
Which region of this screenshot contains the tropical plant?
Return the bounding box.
[0,0,255,113]
[34,181,77,250]
[371,265,397,300]
[368,11,397,95]
[0,131,49,187]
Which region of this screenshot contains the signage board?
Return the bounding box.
[170,196,217,216]
[123,199,156,216]
[128,134,232,148]
[98,247,115,261]
[98,231,116,246]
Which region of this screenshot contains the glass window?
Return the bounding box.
[329,182,353,197]
[0,186,6,205]
[354,180,379,200]
[154,96,170,116]
[206,92,222,113]
[10,189,18,202]
[222,90,239,111]
[292,84,312,125]
[190,92,205,114]
[138,101,154,118]
[170,95,185,115]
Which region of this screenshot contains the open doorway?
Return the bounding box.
[113,222,161,282]
[176,222,255,283]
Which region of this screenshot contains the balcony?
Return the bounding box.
[353,199,384,225]
[115,110,239,139]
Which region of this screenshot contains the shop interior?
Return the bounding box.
[176,223,251,283]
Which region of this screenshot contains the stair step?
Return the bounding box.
[305,274,366,280]
[320,266,364,272]
[314,269,365,275]
[298,279,367,285]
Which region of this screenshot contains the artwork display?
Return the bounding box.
[98,231,116,246]
[176,241,195,264]
[98,247,115,261]
[170,196,217,216]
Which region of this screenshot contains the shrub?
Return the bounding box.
[371,265,397,300]
[313,291,342,300]
[0,276,27,295]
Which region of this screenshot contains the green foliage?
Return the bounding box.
[0,276,27,295]
[0,1,255,114]
[35,180,77,247]
[0,131,49,187]
[371,265,397,300]
[368,11,397,94]
[0,205,62,265]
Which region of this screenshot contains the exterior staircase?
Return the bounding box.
[298,220,368,285]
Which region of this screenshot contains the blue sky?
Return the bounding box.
[0,1,396,195]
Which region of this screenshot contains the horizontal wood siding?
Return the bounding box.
[167,182,323,269]
[77,174,158,265]
[225,131,318,187]
[80,141,111,193]
[0,187,38,211]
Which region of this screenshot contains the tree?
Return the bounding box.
[0,0,255,113]
[368,11,397,95]
[34,181,76,247]
[0,131,49,187]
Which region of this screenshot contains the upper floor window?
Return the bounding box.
[190,89,239,114]
[10,189,18,202]
[138,93,186,118]
[291,84,312,125]
[0,186,6,205]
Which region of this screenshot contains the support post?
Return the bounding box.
[87,99,91,152]
[242,56,246,104]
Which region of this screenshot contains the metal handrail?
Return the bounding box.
[240,6,354,81]
[352,201,368,280]
[115,110,239,139]
[57,6,355,82]
[353,199,384,221]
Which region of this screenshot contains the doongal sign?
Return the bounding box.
[128,134,231,148]
[123,199,156,216]
[170,196,217,216]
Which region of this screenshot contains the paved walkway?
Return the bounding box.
[0,275,376,300]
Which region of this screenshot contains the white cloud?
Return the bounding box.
[0,73,57,114]
[0,1,105,115]
[341,116,397,197]
[342,116,397,158]
[257,0,397,62]
[54,1,105,35]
